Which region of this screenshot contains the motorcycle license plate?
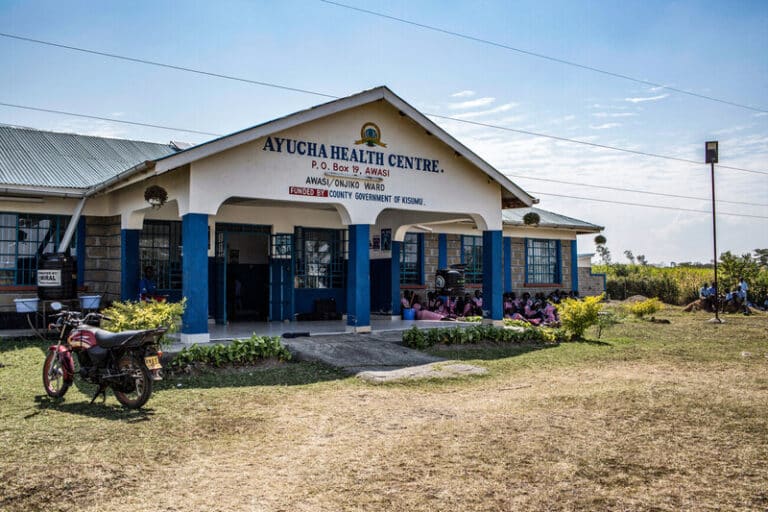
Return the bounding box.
[144,355,161,370]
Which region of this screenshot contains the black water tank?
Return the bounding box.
[37,253,77,300]
[435,266,465,296]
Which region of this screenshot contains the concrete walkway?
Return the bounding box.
[281,330,488,383]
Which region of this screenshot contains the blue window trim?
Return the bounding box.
[140,219,183,292]
[0,212,73,286]
[294,226,347,289]
[399,232,424,285]
[461,235,483,284]
[524,238,562,284]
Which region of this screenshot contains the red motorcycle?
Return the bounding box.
[42,303,165,409]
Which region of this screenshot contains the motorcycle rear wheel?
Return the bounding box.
[113,361,153,409]
[42,351,70,398]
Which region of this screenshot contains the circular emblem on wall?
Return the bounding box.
[354,122,387,148]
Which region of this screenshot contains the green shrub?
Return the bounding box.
[402,324,566,349]
[627,298,663,318]
[557,294,604,339]
[170,334,291,369]
[595,310,623,339]
[101,299,186,346]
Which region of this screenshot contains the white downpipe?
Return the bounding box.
[57,197,87,253]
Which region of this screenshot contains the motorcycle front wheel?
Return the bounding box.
[42,350,70,398]
[113,360,153,409]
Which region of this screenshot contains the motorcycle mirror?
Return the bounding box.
[49,301,62,311]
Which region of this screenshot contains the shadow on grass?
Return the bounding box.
[31,394,156,422]
[156,361,348,391]
[425,342,559,361]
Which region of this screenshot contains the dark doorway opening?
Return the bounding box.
[215,224,271,324]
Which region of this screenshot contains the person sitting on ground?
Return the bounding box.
[471,290,483,315]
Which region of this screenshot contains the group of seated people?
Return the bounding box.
[503,292,561,326]
[401,288,576,326]
[696,279,765,313]
[401,290,484,321]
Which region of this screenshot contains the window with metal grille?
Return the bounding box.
[271,233,293,259]
[140,220,182,291]
[461,235,483,284]
[294,227,346,289]
[400,232,422,285]
[0,213,72,286]
[526,239,561,284]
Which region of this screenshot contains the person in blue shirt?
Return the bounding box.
[138,265,157,301]
[738,277,749,306]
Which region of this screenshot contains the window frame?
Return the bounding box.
[461,235,483,285]
[524,238,562,285]
[140,220,183,291]
[294,227,347,289]
[399,232,424,285]
[0,212,73,287]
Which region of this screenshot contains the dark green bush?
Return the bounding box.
[402,324,566,349]
[170,334,292,369]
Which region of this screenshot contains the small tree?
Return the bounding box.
[719,251,760,288]
[557,294,604,340]
[624,250,636,264]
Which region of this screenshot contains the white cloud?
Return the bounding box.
[592,112,637,118]
[451,90,475,98]
[753,112,768,118]
[590,123,621,130]
[449,97,495,109]
[452,102,518,119]
[625,94,669,103]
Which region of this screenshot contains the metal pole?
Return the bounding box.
[710,161,720,322]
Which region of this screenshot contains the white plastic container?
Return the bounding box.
[79,295,102,310]
[14,298,39,313]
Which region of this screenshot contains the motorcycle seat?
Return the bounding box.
[93,329,146,348]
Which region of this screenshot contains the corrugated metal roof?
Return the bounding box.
[503,207,603,233]
[0,125,178,190]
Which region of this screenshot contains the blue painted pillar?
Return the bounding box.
[503,236,512,293]
[482,230,503,321]
[390,240,401,316]
[182,213,209,341]
[571,238,579,293]
[347,224,370,330]
[121,229,140,301]
[438,233,447,269]
[76,217,86,288]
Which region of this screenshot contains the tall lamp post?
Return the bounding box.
[706,141,722,323]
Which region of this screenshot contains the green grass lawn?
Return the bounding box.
[1,307,767,511]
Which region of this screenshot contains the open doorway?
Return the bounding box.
[215,224,271,323]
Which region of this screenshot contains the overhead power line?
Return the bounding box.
[527,191,768,219]
[507,173,768,207]
[319,0,768,114]
[2,31,766,176]
[428,114,768,176]
[0,102,223,136]
[0,32,338,100]
[1,101,766,218]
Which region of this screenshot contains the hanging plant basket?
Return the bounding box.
[523,212,540,226]
[594,234,607,245]
[144,185,168,209]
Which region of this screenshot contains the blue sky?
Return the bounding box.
[1,0,766,263]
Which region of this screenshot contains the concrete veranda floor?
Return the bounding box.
[0,315,470,344]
